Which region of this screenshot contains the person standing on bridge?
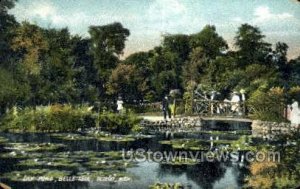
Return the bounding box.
[162,96,171,121]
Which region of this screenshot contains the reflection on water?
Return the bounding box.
[0,121,251,189]
[202,120,251,131]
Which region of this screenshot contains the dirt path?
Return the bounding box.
[139,116,164,121]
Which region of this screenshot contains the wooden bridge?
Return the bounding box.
[191,99,247,117]
[139,92,252,134]
[139,98,251,127]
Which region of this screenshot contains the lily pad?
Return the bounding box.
[98,151,127,160]
[229,135,256,151]
[4,143,66,152]
[0,151,43,159]
[160,139,209,151]
[51,133,94,141]
[0,136,8,144]
[17,158,80,169]
[95,134,135,142]
[84,158,134,170]
[86,131,137,142]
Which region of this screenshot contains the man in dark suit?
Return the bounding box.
[162,96,171,120]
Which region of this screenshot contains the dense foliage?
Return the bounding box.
[246,133,300,188]
[0,0,300,121]
[97,112,141,134]
[0,105,94,132]
[247,87,286,122]
[0,104,140,133]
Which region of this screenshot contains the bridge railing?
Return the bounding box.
[123,99,248,118]
[192,100,247,117]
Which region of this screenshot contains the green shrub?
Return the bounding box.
[0,104,95,132]
[175,100,185,115]
[1,104,141,134]
[97,111,141,135]
[289,86,300,103]
[247,87,286,122]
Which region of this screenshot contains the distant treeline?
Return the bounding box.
[1,0,300,116]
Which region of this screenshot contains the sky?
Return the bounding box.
[9,0,300,59]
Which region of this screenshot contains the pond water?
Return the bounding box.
[0,121,252,189]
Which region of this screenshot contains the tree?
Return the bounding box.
[0,67,29,115]
[89,22,130,97]
[107,64,144,102]
[182,25,229,95]
[235,24,271,66]
[248,87,286,122]
[163,34,191,62]
[237,64,278,94]
[71,37,99,103]
[202,55,238,93]
[289,56,300,86]
[0,0,18,65]
[190,25,228,59]
[123,51,152,68]
[274,42,290,81]
[0,0,15,12]
[37,28,76,104]
[11,22,48,75]
[123,52,154,100]
[182,47,206,86]
[149,48,179,98]
[10,22,49,107]
[162,34,191,93]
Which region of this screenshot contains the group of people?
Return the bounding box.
[116,91,246,120]
[116,95,173,120]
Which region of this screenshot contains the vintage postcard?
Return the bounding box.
[0,0,300,188]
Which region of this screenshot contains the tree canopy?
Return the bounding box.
[0,2,299,114]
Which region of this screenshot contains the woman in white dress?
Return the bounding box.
[231,92,241,113]
[117,96,124,113]
[290,101,300,125]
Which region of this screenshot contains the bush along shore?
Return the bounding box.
[0,104,141,133]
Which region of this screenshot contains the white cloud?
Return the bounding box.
[148,0,186,19]
[10,0,89,28]
[145,0,202,34]
[232,17,243,23]
[253,6,293,23]
[166,0,186,14]
[52,12,89,26]
[31,1,56,19]
[10,0,139,36]
[10,0,56,21]
[157,0,186,14]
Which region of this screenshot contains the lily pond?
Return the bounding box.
[0,121,260,189]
